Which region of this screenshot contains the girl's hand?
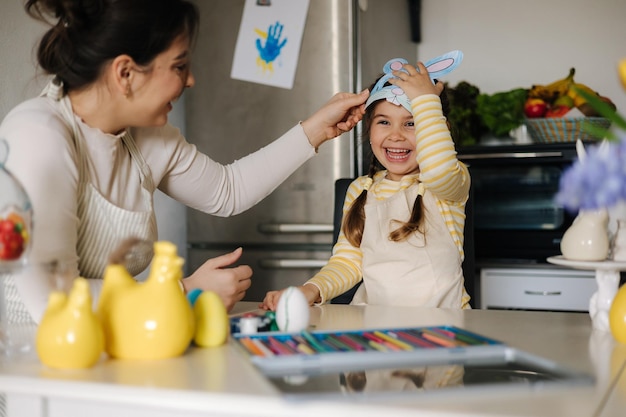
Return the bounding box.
[259,284,320,311]
[389,61,444,101]
[300,89,369,149]
[259,289,285,311]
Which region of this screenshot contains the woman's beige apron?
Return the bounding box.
[4,82,157,324]
[351,182,465,308]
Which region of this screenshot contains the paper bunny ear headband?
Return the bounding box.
[365,50,464,113]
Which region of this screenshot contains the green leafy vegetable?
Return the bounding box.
[476,88,528,137]
[446,81,487,146]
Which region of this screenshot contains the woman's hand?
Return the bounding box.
[389,61,444,101]
[259,283,320,311]
[300,89,369,149]
[183,247,252,311]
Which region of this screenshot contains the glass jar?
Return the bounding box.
[0,138,33,354]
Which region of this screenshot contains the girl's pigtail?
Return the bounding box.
[389,182,425,241]
[343,158,379,247]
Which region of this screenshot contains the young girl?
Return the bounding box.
[261,58,471,309]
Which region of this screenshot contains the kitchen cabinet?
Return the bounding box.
[480,267,597,311]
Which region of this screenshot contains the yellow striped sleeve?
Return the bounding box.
[411,94,470,203]
[306,178,366,303]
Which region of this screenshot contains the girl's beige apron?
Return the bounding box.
[351,182,465,308]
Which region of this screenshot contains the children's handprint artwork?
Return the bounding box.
[231,0,309,89]
[255,21,288,73]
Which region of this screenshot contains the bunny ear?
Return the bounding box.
[424,50,464,81]
[382,58,409,75]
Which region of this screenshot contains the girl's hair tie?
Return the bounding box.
[417,182,425,197]
[363,177,373,191]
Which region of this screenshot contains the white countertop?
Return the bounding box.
[0,303,625,417]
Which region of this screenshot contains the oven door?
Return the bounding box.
[459,143,579,264]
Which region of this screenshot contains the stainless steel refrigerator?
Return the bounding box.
[185,0,418,301]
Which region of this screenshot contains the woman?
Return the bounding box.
[0,0,368,323]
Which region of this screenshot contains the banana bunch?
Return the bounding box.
[567,81,597,108]
[528,68,575,103]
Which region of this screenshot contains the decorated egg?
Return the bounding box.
[193,290,230,348]
[275,286,310,332]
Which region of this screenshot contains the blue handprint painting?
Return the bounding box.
[231,0,309,89]
[255,22,288,73]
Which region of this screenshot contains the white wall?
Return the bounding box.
[418,0,626,113]
[0,1,47,116]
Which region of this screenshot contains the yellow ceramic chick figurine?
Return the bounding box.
[97,240,195,360]
[36,277,104,369]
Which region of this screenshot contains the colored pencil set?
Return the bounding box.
[234,326,501,358]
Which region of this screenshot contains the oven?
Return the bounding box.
[458,142,580,265]
[457,142,598,311]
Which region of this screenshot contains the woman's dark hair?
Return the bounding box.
[342,78,452,247]
[25,0,199,92]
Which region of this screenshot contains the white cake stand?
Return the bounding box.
[547,255,626,331]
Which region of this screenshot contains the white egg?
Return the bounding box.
[275,286,310,332]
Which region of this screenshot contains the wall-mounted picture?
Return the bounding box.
[230,0,309,89]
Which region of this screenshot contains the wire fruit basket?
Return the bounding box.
[524,117,611,143]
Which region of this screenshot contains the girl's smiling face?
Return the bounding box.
[369,100,418,181]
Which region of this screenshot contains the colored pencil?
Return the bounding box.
[268,336,298,355]
[432,327,456,338]
[317,335,338,351]
[292,335,315,351]
[362,332,402,351]
[429,328,469,346]
[367,340,389,352]
[450,328,491,345]
[301,331,331,353]
[335,333,367,351]
[403,328,448,346]
[361,331,386,344]
[343,333,377,351]
[285,339,304,354]
[250,338,275,356]
[390,330,437,348]
[295,342,315,355]
[323,334,352,351]
[373,330,413,351]
[239,337,265,356]
[420,329,457,348]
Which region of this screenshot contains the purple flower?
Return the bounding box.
[556,133,626,213]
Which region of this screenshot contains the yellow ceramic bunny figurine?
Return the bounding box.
[97,240,195,360]
[36,277,104,369]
